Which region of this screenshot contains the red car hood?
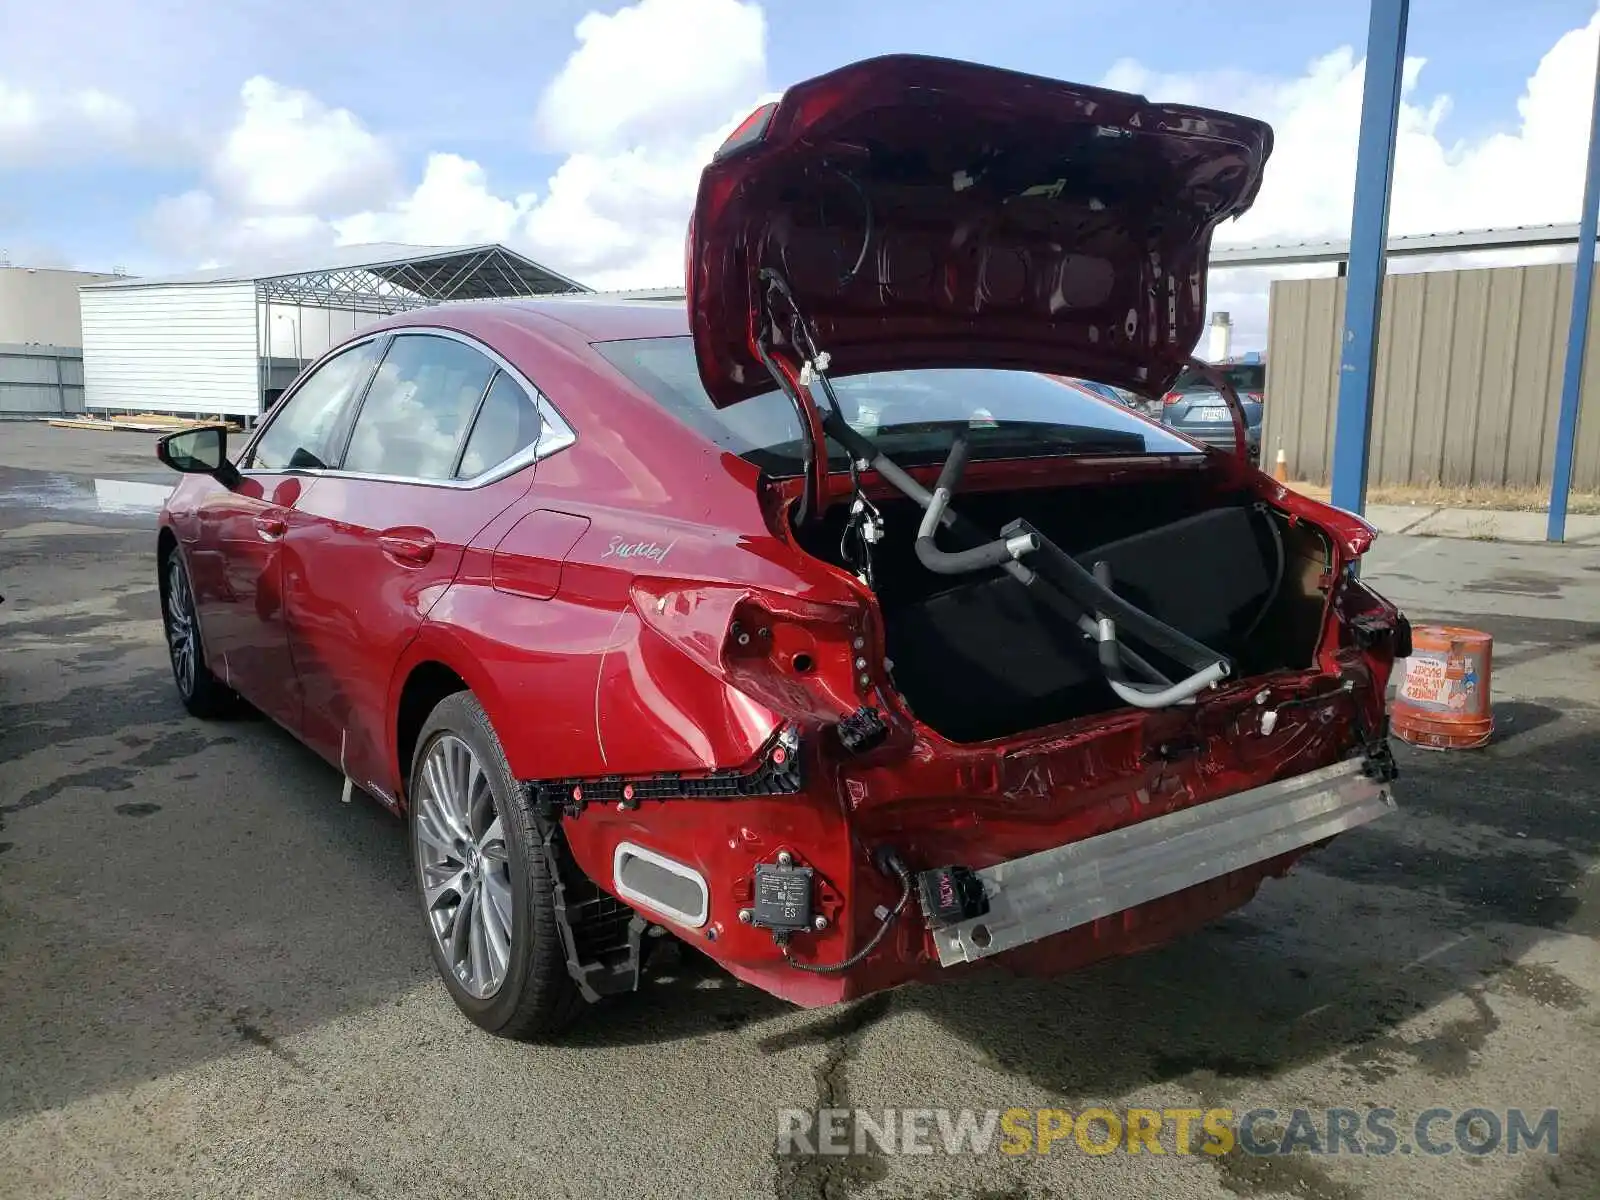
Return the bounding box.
[687,54,1274,408]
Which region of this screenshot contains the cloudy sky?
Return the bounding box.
[3,0,1599,346]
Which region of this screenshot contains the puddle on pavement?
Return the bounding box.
[0,472,172,518]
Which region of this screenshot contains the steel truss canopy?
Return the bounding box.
[84,242,590,313]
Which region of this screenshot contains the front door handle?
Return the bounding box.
[254,513,287,541]
[379,528,436,566]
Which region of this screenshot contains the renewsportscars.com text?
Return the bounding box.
[775,1106,1561,1158]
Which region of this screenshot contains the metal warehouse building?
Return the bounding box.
[0,264,127,418]
[78,243,587,421]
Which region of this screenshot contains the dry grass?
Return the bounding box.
[1283,479,1600,515]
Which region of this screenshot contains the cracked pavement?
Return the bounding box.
[2,423,1599,1199]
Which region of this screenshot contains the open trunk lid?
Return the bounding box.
[687,53,1274,408]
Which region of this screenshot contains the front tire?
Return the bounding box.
[161,548,239,719]
[409,691,585,1039]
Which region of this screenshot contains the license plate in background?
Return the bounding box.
[1196,407,1231,422]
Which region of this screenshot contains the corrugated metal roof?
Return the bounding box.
[552,286,685,301]
[1212,224,1580,268]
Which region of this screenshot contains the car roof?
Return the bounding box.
[401,296,690,343]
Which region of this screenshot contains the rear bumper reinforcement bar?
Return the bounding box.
[927,756,1397,967]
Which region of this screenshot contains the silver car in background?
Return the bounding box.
[1159,358,1265,463]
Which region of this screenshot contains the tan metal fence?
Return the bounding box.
[1263,264,1600,490]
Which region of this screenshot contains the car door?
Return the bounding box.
[191,336,384,730]
[281,329,555,803]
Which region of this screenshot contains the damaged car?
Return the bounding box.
[152,53,1408,1038]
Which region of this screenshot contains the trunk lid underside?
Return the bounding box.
[687,53,1275,408]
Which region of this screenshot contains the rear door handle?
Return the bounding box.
[254,513,287,541]
[379,528,436,566]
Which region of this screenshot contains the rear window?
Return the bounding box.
[1173,363,1266,394]
[593,336,1201,476]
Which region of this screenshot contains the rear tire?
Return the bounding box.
[408,691,586,1040]
[161,547,240,719]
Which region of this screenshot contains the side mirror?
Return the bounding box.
[156,425,241,488]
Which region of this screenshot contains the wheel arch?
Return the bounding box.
[394,661,469,809]
[156,525,179,600]
[389,627,516,810]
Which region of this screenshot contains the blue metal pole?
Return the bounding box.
[1330,0,1410,517]
[1547,33,1600,543]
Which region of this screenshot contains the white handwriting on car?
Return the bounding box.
[602,536,676,564]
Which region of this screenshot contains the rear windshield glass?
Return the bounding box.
[593,336,1202,476]
[1172,363,1266,394]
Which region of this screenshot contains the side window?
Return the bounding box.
[342,334,497,480]
[456,371,543,479]
[246,339,381,470]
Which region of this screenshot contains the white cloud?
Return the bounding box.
[330,98,774,290]
[211,77,400,215]
[1107,9,1600,350]
[350,0,773,287]
[130,1,1600,319]
[143,76,403,263]
[535,0,766,153]
[145,190,336,265]
[142,0,769,288]
[518,101,777,288]
[0,76,145,164]
[330,153,545,252]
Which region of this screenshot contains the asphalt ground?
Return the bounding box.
[2,421,1598,1200]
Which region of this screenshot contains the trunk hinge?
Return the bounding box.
[1181,355,1252,464]
[754,268,846,526]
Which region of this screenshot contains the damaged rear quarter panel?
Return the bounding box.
[410,489,845,784]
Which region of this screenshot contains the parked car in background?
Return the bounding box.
[1160,357,1265,462]
[1056,377,1160,418]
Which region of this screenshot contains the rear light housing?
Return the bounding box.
[713,101,778,162]
[630,580,874,728]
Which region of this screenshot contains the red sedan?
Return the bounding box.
[153,54,1408,1039]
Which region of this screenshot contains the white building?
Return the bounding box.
[78,243,586,420]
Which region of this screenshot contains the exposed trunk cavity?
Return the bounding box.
[793,468,1333,743]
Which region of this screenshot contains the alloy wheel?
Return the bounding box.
[165,555,197,697]
[415,733,515,999]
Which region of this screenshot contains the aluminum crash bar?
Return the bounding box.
[927,755,1397,966]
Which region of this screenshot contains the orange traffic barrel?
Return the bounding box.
[1391,625,1494,750]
